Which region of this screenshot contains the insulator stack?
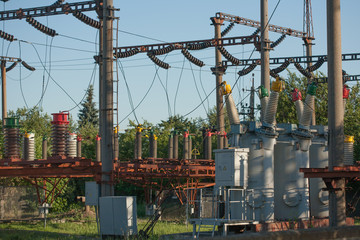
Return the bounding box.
[47,0,64,11]
[168,133,173,159]
[181,49,204,67]
[96,135,101,162]
[187,41,211,50]
[4,117,20,159]
[269,71,279,79]
[344,135,354,165]
[116,48,140,58]
[51,112,69,157]
[221,81,240,126]
[271,60,290,74]
[294,62,312,79]
[251,28,260,36]
[183,130,189,160]
[6,62,18,72]
[221,22,235,37]
[147,53,170,69]
[0,30,15,42]
[264,78,284,126]
[299,83,317,128]
[217,46,241,65]
[72,11,101,29]
[238,62,257,76]
[270,34,286,48]
[173,130,179,159]
[24,133,35,161]
[149,129,157,159]
[21,61,36,71]
[292,88,303,123]
[26,17,57,37]
[66,133,77,157]
[149,45,175,56]
[307,58,325,72]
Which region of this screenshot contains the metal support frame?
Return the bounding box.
[0,1,98,20]
[114,35,259,54]
[215,12,307,39]
[222,53,360,67]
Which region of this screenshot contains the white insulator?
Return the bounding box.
[344,141,354,165]
[225,94,240,125]
[260,97,269,122]
[66,133,77,157]
[24,133,35,161]
[294,100,304,123]
[264,92,279,126]
[300,95,315,127]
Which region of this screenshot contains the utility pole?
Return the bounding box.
[304,0,316,125]
[211,17,225,150]
[260,0,270,121]
[327,0,345,227]
[1,60,6,126]
[100,0,114,197]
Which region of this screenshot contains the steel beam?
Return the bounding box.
[215,12,307,39]
[222,53,360,67]
[0,1,97,20]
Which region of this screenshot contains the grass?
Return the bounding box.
[0,211,193,240]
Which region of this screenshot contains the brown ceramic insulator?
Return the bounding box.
[51,124,68,156]
[4,128,20,158]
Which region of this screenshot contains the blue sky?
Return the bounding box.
[1,0,359,130]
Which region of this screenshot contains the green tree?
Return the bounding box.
[78,85,98,128]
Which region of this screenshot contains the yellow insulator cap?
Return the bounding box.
[136,124,143,133]
[221,81,232,96]
[345,135,355,143]
[271,77,284,92]
[154,134,158,140]
[24,132,30,138]
[114,126,119,134]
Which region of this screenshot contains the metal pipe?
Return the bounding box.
[188,136,192,159]
[42,137,47,159]
[183,130,189,159]
[96,135,101,162]
[135,125,142,160]
[327,0,345,227]
[173,131,179,159]
[149,130,157,158]
[1,60,6,126]
[113,128,119,161]
[168,133,173,159]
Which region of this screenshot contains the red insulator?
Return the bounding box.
[292,88,302,102]
[51,112,69,125]
[343,84,350,99]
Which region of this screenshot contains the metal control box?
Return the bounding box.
[85,182,99,206]
[214,148,249,187]
[99,196,137,237]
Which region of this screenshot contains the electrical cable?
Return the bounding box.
[117,59,139,124]
[189,60,208,116]
[58,34,97,45]
[19,40,95,53]
[154,66,172,117]
[115,29,168,43]
[18,41,29,108]
[118,54,170,126]
[198,67,210,113]
[29,42,80,108]
[173,56,186,116]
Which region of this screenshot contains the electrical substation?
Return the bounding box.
[0,0,360,239]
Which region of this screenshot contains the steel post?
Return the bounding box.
[173,131,179,159]
[261,0,270,121]
[327,0,345,227]
[42,137,47,159]
[100,0,114,197]
[211,17,225,150]
[168,133,173,159]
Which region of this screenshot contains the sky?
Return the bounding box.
[0,0,359,131]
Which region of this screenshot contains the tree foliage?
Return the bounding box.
[78,85,98,128]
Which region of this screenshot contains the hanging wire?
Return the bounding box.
[173,56,186,115]
[18,41,28,108]
[189,60,208,116]
[155,67,172,117]
[28,42,80,108]
[199,67,210,113]
[117,59,139,124]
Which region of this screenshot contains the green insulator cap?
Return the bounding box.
[259,85,269,98]
[307,82,317,96]
[43,136,47,141]
[4,117,20,128]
